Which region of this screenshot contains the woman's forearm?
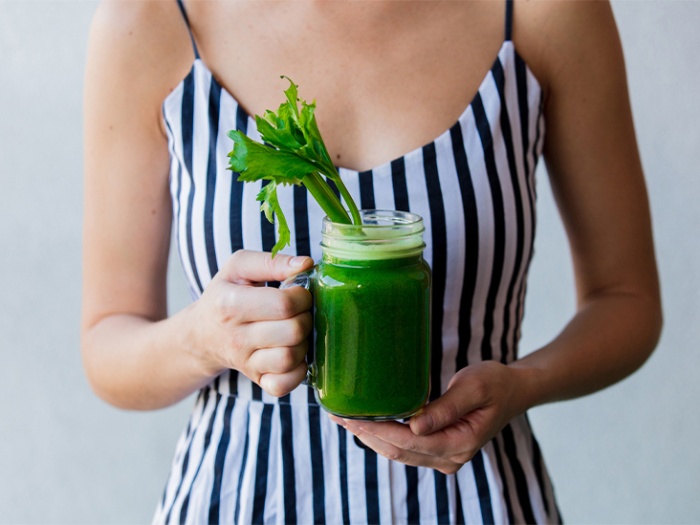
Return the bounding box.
[510,290,662,413]
[81,304,219,411]
[81,252,316,411]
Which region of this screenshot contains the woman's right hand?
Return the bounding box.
[82,5,314,409]
[188,250,315,398]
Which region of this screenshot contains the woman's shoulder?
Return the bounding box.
[513,0,622,99]
[87,0,194,108]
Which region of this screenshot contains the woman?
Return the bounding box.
[82,0,662,522]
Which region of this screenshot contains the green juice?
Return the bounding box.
[312,254,432,419]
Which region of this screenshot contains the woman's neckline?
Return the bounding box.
[164,40,541,174]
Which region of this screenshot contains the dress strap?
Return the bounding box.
[176,0,200,59]
[504,0,514,42]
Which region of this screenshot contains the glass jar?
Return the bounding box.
[285,210,432,420]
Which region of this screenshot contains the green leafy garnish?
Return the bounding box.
[228,76,361,256]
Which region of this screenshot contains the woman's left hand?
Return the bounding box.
[329,361,531,474]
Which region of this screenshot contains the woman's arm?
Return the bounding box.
[81,1,313,410]
[509,0,661,407]
[333,0,662,473]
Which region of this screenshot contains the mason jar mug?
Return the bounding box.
[283,209,432,420]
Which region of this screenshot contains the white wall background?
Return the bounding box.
[0,1,698,523]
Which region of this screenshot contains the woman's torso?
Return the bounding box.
[164,0,545,399]
[155,1,561,522]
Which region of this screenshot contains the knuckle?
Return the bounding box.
[287,320,308,346]
[450,451,474,466]
[228,285,247,310]
[259,365,306,398]
[278,347,299,371]
[225,249,247,274]
[276,293,296,319]
[251,369,264,388]
[436,399,460,426]
[470,377,489,403]
[405,440,422,454]
[263,252,278,275]
[228,249,243,265]
[384,447,404,463]
[267,383,286,398]
[265,376,291,398]
[228,329,247,354]
[212,286,242,324]
[212,291,231,320]
[259,373,276,396]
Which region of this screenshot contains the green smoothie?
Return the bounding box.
[312,253,432,419]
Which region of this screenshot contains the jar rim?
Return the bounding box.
[321,209,426,260]
[322,209,424,235]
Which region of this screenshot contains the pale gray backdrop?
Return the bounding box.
[0,1,698,523]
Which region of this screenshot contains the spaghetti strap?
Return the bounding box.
[176,0,200,59]
[504,0,514,42]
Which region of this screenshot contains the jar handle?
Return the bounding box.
[280,270,316,386]
[279,271,312,291]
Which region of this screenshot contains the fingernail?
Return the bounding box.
[413,413,434,435]
[289,256,308,267]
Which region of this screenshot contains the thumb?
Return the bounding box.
[410,380,482,436]
[218,249,314,285]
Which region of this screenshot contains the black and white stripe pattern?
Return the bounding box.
[155,9,560,522]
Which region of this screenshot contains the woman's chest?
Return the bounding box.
[186,0,506,172]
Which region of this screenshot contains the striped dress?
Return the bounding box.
[154,0,561,523]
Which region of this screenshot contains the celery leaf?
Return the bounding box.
[257,181,291,256]
[228,130,317,183]
[227,77,362,256]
